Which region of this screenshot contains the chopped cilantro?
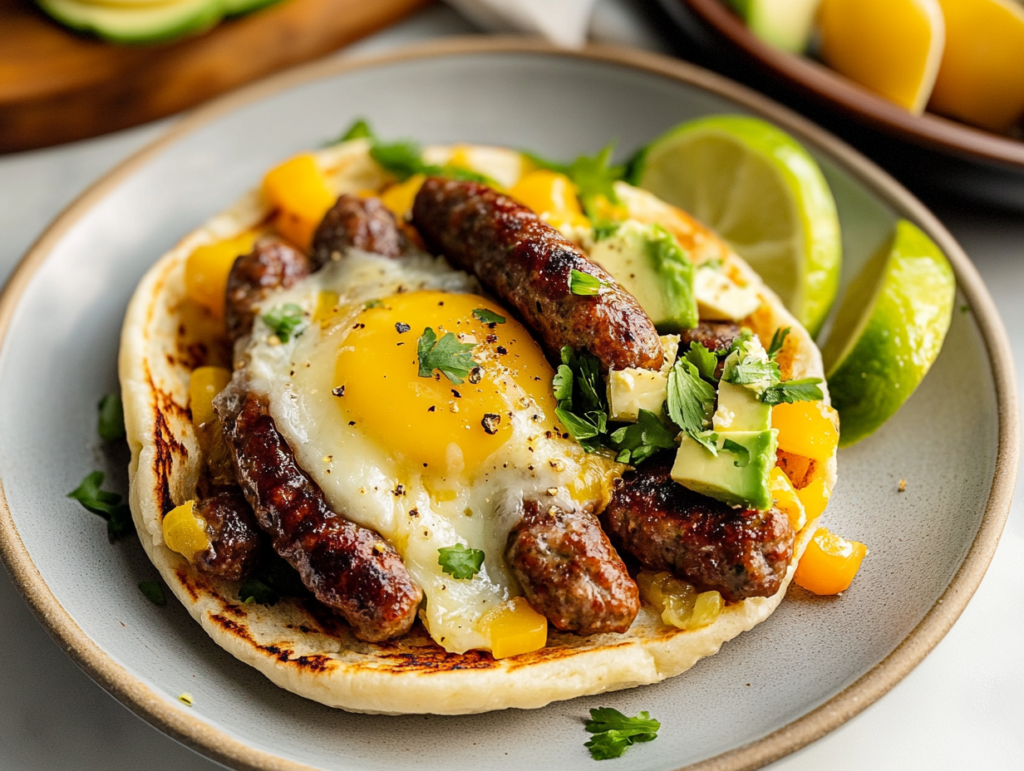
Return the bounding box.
[417,327,478,385]
[364,299,384,309]
[239,577,279,606]
[683,342,719,382]
[339,118,375,142]
[472,308,506,325]
[262,303,306,343]
[552,347,609,451]
[767,327,790,358]
[67,471,134,541]
[609,409,677,464]
[525,143,625,219]
[666,359,716,439]
[721,438,750,467]
[760,378,824,405]
[97,394,125,441]
[552,364,574,402]
[138,580,166,606]
[370,139,493,184]
[569,269,606,296]
[437,544,485,580]
[584,707,660,761]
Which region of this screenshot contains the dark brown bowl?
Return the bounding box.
[665,0,1024,209]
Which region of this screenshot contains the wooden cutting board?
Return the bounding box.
[0,0,432,153]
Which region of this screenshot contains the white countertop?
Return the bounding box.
[0,5,1021,770]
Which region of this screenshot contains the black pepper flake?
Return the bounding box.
[481,413,501,435]
[496,346,508,355]
[486,334,498,344]
[427,405,436,412]
[393,484,406,497]
[352,322,366,330]
[409,508,420,518]
[332,386,345,397]
[395,322,411,334]
[468,367,483,384]
[348,421,356,426]
[451,389,462,398]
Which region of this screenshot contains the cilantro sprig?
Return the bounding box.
[262,303,306,343]
[97,394,125,441]
[417,327,478,385]
[67,471,134,541]
[438,544,485,580]
[553,346,608,453]
[722,328,823,404]
[609,409,676,464]
[525,143,625,220]
[138,580,166,606]
[584,707,660,760]
[472,308,506,325]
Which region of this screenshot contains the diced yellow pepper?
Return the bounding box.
[684,591,724,630]
[480,597,548,659]
[794,527,867,595]
[184,232,257,318]
[189,366,231,432]
[263,154,336,249]
[508,170,590,231]
[379,174,426,221]
[772,401,839,462]
[162,500,211,560]
[776,449,812,488]
[770,466,807,532]
[796,476,831,520]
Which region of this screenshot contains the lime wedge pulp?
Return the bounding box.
[821,219,956,447]
[630,115,842,338]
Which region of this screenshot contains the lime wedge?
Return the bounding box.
[631,115,842,337]
[725,0,822,53]
[821,219,956,447]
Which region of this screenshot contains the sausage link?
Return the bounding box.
[506,499,639,635]
[217,389,423,642]
[600,457,795,603]
[311,195,408,268]
[679,321,741,355]
[412,177,664,372]
[189,487,268,582]
[225,240,312,345]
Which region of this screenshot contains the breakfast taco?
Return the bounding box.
[119,129,840,715]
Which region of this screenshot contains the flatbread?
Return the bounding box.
[119,140,836,715]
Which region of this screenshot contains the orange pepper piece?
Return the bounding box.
[794,527,867,595]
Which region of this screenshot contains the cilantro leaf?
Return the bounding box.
[524,143,626,219]
[555,407,603,442]
[239,577,279,606]
[138,580,166,606]
[760,378,824,405]
[767,327,791,359]
[666,359,716,437]
[472,308,506,325]
[437,544,485,580]
[417,327,478,385]
[692,429,720,456]
[584,707,660,760]
[721,438,750,467]
[569,269,605,297]
[97,394,125,441]
[67,471,135,541]
[609,409,677,464]
[683,342,719,382]
[337,118,376,143]
[552,364,574,403]
[262,303,306,343]
[370,139,494,184]
[722,354,779,389]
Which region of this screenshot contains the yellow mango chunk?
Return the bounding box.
[772,400,839,461]
[184,231,257,318]
[794,527,867,595]
[819,0,945,113]
[770,466,807,532]
[162,500,211,560]
[263,154,336,249]
[379,174,426,221]
[189,366,231,432]
[928,0,1024,131]
[796,476,831,519]
[508,170,590,231]
[480,597,548,659]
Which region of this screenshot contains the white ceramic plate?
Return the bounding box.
[0,39,1017,771]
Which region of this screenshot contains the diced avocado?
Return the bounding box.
[721,332,778,396]
[606,335,679,422]
[590,222,698,333]
[694,264,761,321]
[37,0,225,44]
[725,0,822,54]
[713,381,771,433]
[671,430,777,511]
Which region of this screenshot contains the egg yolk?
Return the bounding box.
[334,291,557,475]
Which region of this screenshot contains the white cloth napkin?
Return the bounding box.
[444,0,600,48]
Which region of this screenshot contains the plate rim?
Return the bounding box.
[0,36,1018,771]
[681,0,1024,170]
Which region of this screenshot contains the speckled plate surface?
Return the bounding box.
[0,39,1018,771]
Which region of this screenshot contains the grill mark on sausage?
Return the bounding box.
[600,457,795,602]
[311,195,409,268]
[411,178,664,372]
[506,499,639,635]
[217,389,423,642]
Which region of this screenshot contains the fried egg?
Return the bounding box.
[243,249,619,653]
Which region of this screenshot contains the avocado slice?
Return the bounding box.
[590,222,698,333]
[724,0,822,54]
[712,381,771,433]
[671,429,777,511]
[38,0,225,44]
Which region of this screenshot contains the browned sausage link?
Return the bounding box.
[679,321,741,355]
[217,390,423,642]
[225,240,312,345]
[600,457,795,603]
[311,194,408,269]
[412,177,664,372]
[506,499,639,635]
[188,488,268,582]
